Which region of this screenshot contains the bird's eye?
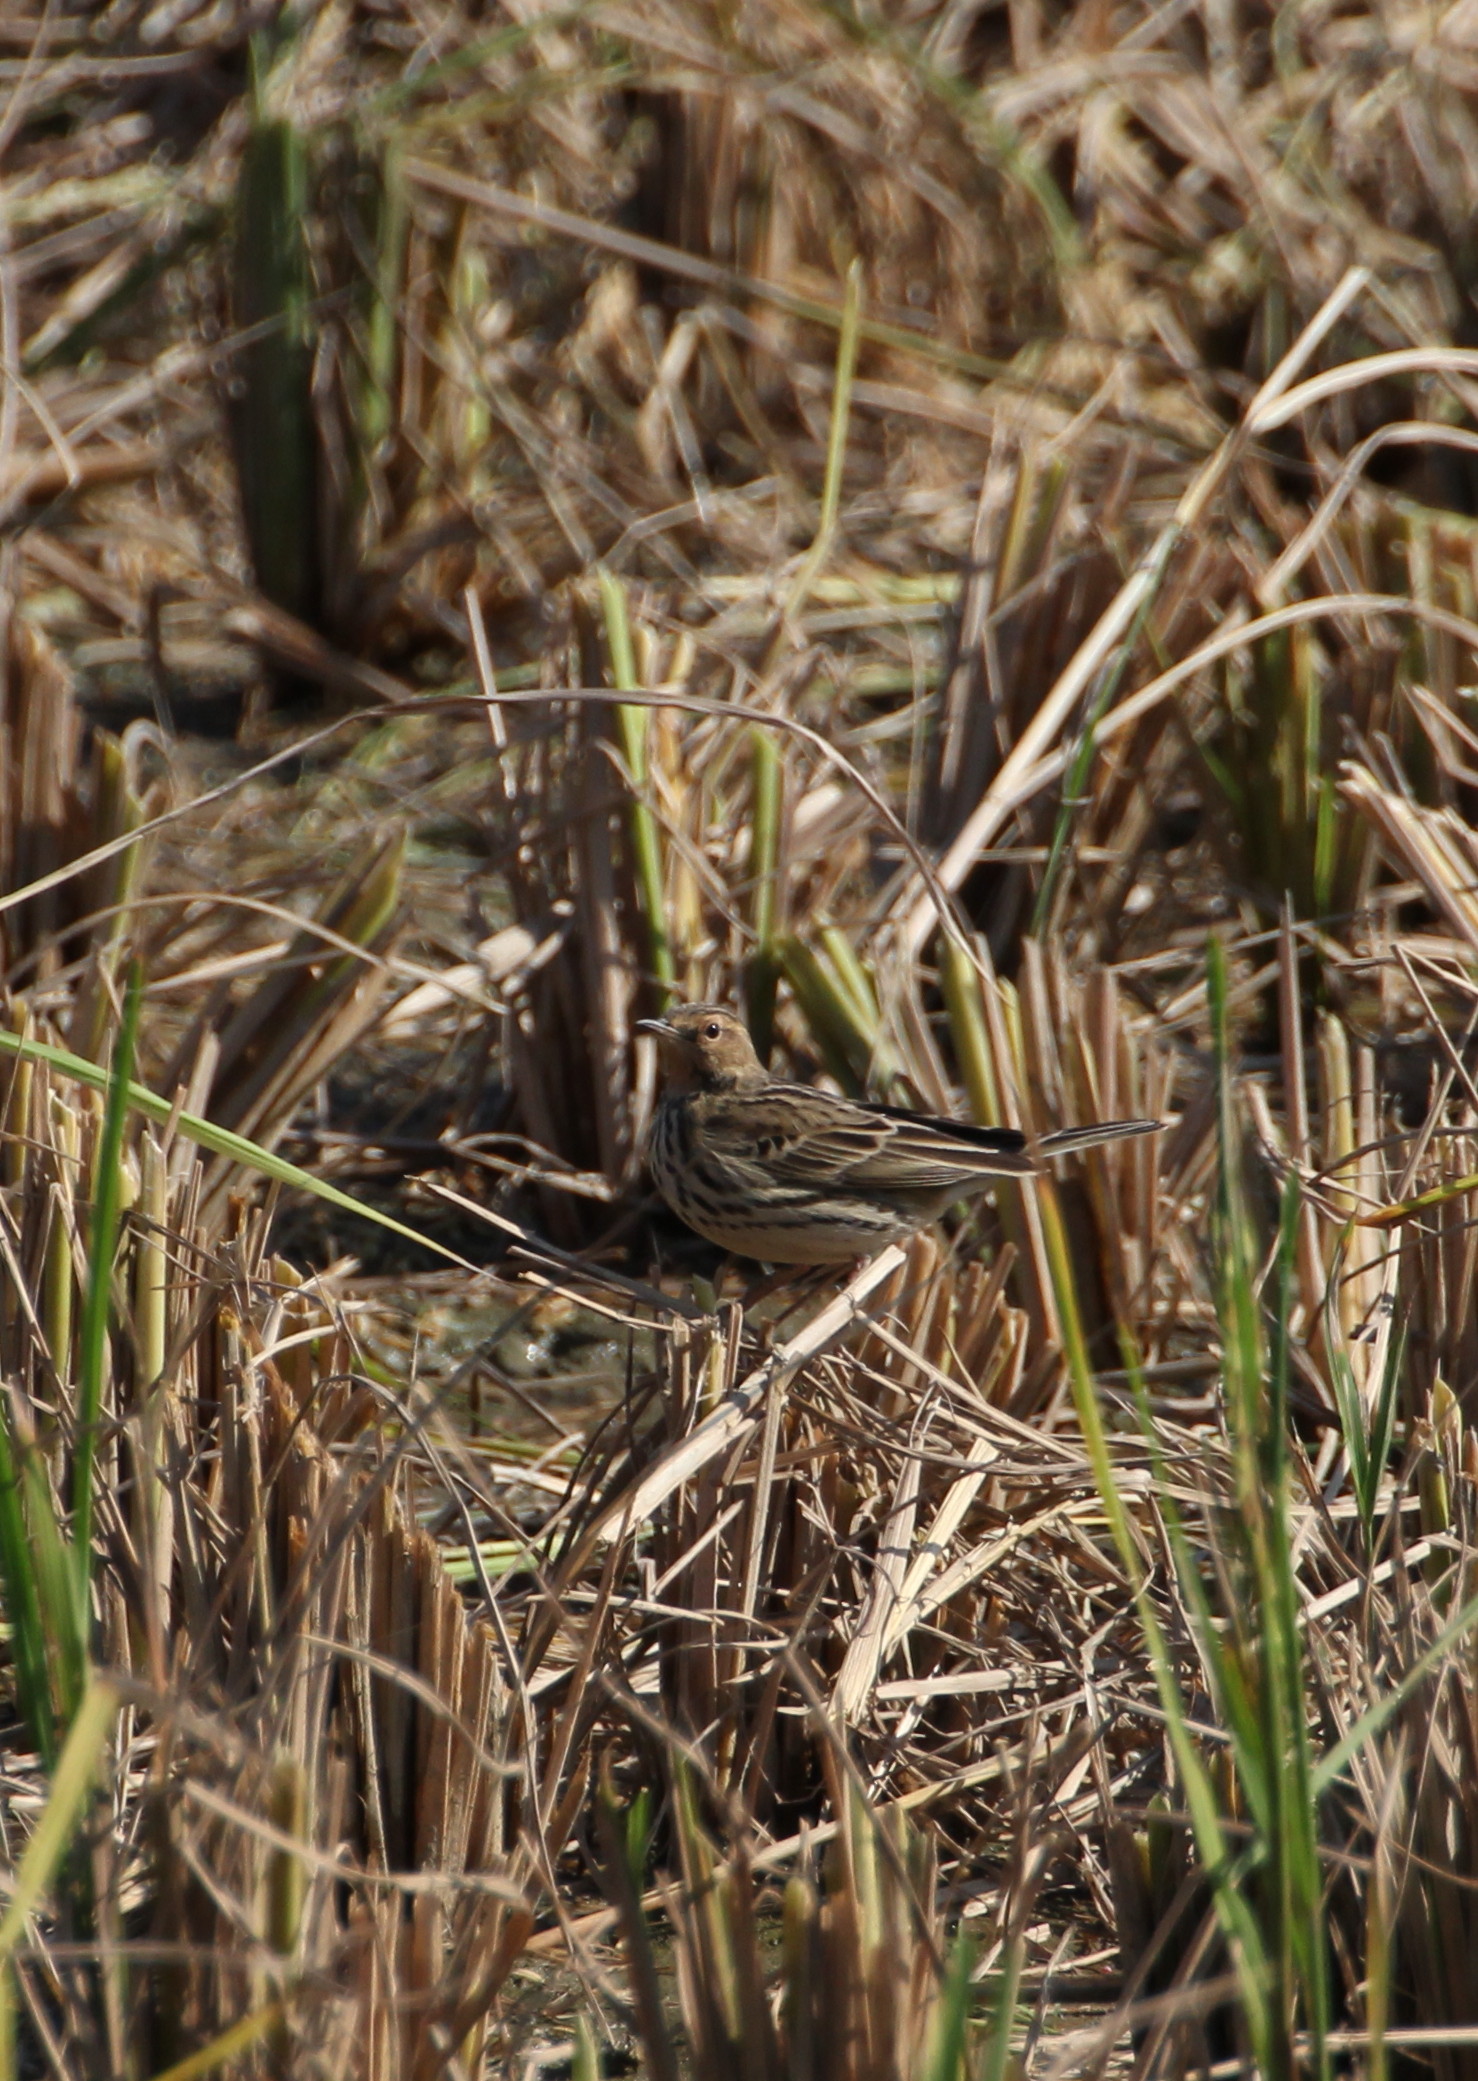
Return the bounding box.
[704,1021,722,1040]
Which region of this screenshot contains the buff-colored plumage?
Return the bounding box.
[638,1004,1160,1264]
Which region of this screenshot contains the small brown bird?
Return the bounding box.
[637,1003,1160,1264]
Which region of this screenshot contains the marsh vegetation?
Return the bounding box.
[4,2,1478,2076]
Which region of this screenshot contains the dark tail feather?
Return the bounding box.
[1037,1118,1162,1157]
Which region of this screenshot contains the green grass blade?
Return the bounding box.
[926,1927,975,2081]
[599,567,676,994]
[778,935,869,1095]
[745,726,783,1057]
[818,925,879,1035]
[1267,1179,1332,2081]
[1031,531,1173,933]
[1207,945,1330,2081]
[1039,1158,1275,2070]
[72,965,142,1639]
[940,936,1001,1126]
[571,2016,599,2081]
[815,256,862,548]
[0,1675,115,1962]
[1313,1583,1478,1794]
[140,2001,285,2081]
[1324,1229,1405,1549]
[21,1441,85,1732]
[785,257,862,616]
[0,1029,476,1272]
[0,1412,55,1766]
[1366,1323,1404,1538]
[1325,1295,1371,1531]
[595,1768,680,2081]
[979,1919,1027,2081]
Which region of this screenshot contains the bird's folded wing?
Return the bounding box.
[856,1105,1037,1185]
[702,1087,1037,1191]
[697,1090,898,1187]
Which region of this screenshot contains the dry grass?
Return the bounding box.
[6,1,1478,2077]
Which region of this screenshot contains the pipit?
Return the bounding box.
[638,1002,1161,1265]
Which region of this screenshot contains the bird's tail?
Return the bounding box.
[1037,1118,1162,1156]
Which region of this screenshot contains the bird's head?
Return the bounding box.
[636,1003,768,1095]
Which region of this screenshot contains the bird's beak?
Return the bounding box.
[635,1017,679,1042]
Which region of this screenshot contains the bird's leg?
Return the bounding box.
[692,1256,768,1318]
[737,1261,808,1312]
[743,1261,836,1328]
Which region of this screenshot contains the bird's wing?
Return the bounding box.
[698,1085,1035,1192]
[856,1100,1036,1184]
